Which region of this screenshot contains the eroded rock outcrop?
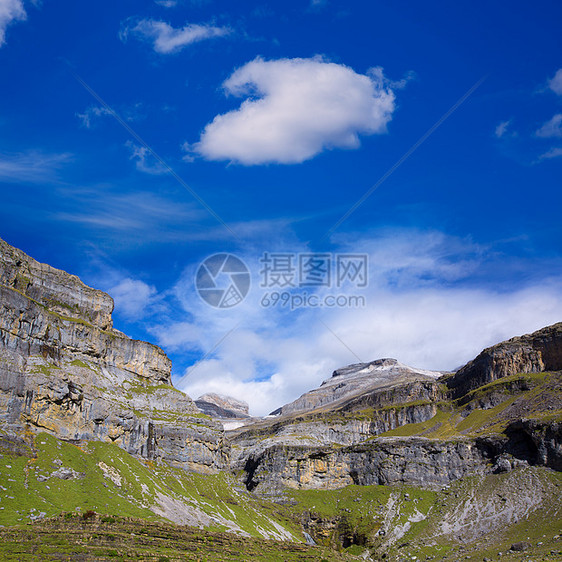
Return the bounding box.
[243,438,493,492]
[0,237,228,473]
[448,323,562,397]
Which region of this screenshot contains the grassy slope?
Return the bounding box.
[280,469,562,561]
[380,371,562,438]
[0,433,300,542]
[0,516,358,562]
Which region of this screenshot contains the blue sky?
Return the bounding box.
[1,0,562,414]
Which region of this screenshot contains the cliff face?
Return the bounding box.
[0,238,228,473]
[243,438,493,492]
[230,325,562,494]
[447,322,562,397]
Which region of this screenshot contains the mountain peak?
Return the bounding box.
[272,358,444,416]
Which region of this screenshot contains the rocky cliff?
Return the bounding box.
[0,238,228,473]
[230,326,562,494]
[447,322,562,397]
[271,358,443,416]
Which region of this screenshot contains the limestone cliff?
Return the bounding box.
[447,322,562,397]
[0,238,228,473]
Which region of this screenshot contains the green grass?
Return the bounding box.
[282,484,437,555]
[0,433,299,542]
[379,371,562,439]
[0,515,359,561]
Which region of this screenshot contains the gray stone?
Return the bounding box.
[0,237,228,474]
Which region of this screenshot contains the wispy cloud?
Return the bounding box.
[0,150,71,183]
[120,18,231,54]
[56,190,206,241]
[188,56,395,165]
[535,113,562,138]
[77,103,144,129]
[0,0,26,47]
[539,146,562,160]
[548,68,562,96]
[126,141,167,175]
[495,119,512,138]
[76,106,112,128]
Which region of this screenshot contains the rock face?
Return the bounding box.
[195,393,250,419]
[447,323,562,397]
[230,325,562,493]
[271,358,443,416]
[243,438,494,492]
[0,238,228,473]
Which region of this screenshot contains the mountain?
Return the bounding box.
[1,236,561,561]
[0,237,227,473]
[195,393,251,420]
[270,358,444,416]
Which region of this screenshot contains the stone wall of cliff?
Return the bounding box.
[447,323,562,397]
[0,238,228,473]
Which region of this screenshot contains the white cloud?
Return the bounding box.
[548,69,562,96]
[0,150,71,183]
[146,228,562,416]
[189,56,396,165]
[76,106,113,128]
[0,0,26,47]
[56,190,205,241]
[535,113,562,138]
[121,18,230,54]
[495,119,511,138]
[109,278,157,321]
[125,141,167,175]
[539,146,562,160]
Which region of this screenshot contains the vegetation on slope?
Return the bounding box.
[0,515,357,561]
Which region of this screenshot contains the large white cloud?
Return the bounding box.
[0,0,26,46]
[121,19,230,54]
[147,228,562,416]
[189,57,396,165]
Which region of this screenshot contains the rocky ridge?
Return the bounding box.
[447,322,562,397]
[0,237,227,473]
[271,358,443,416]
[230,326,562,494]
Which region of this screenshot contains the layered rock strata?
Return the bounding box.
[0,238,228,473]
[448,322,562,397]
